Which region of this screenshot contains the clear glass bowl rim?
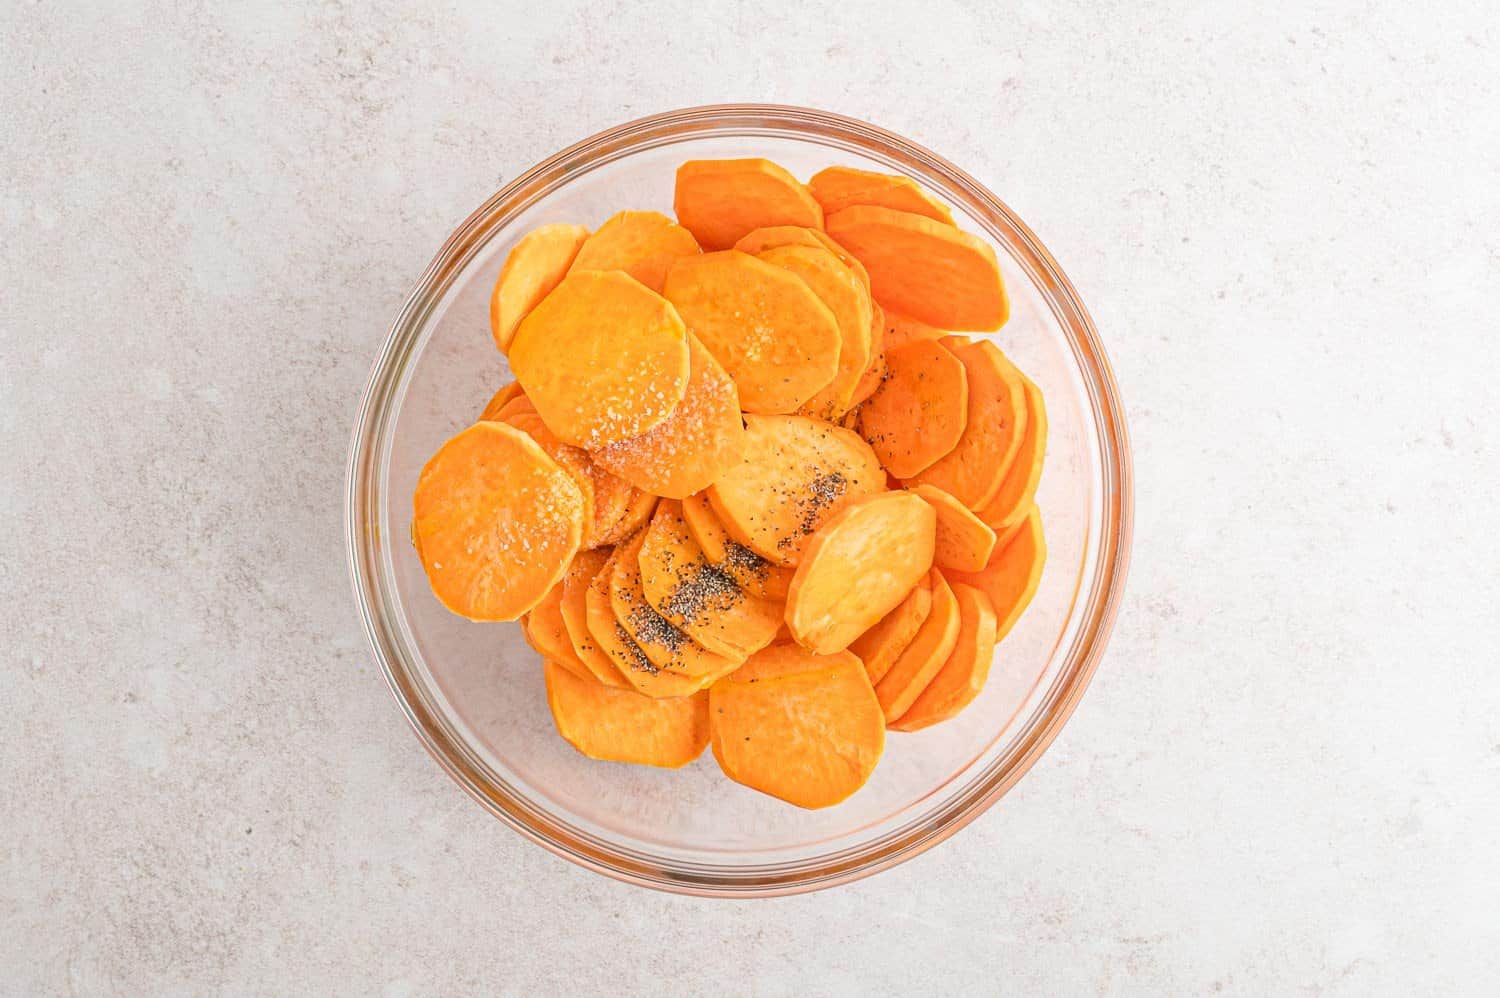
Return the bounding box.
[345,103,1134,897]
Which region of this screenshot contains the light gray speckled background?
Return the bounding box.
[3,2,1497,995]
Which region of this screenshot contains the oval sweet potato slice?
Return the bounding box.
[849,573,934,684]
[756,244,873,419]
[976,372,1047,532]
[914,483,998,573]
[709,645,885,808]
[859,337,969,478]
[708,415,885,567]
[478,381,524,422]
[846,303,887,409]
[673,158,823,251]
[638,501,782,661]
[591,335,745,499]
[523,576,594,680]
[503,410,598,548]
[905,339,1028,511]
[946,506,1046,644]
[808,166,955,225]
[826,205,1007,331]
[883,310,946,347]
[489,223,590,352]
[732,225,871,293]
[873,568,962,722]
[662,251,841,414]
[510,269,691,448]
[558,548,631,689]
[584,547,711,699]
[567,209,701,292]
[610,529,741,678]
[543,659,709,768]
[412,422,584,621]
[889,583,999,732]
[594,489,658,548]
[785,492,936,654]
[680,492,794,601]
[494,394,537,422]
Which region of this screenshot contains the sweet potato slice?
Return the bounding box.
[523,576,594,680]
[992,509,1031,552]
[494,394,537,422]
[708,415,885,567]
[976,372,1047,532]
[873,569,962,722]
[680,492,794,600]
[662,251,840,414]
[914,484,997,573]
[504,411,598,547]
[610,529,740,678]
[859,337,969,478]
[808,166,955,225]
[591,335,745,499]
[584,547,712,698]
[637,501,781,661]
[510,269,691,448]
[733,225,871,292]
[849,573,934,684]
[889,583,998,731]
[846,303,887,409]
[946,506,1046,644]
[489,223,590,352]
[710,646,885,808]
[785,492,936,654]
[757,244,873,419]
[478,381,524,422]
[594,490,658,548]
[883,310,946,347]
[412,422,584,621]
[567,210,701,292]
[558,548,631,689]
[673,158,823,251]
[543,659,709,768]
[826,205,1007,331]
[905,340,1028,511]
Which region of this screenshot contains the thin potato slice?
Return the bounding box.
[510,270,691,448]
[757,244,873,419]
[523,576,595,679]
[849,574,935,684]
[681,492,794,600]
[489,223,590,352]
[732,225,871,293]
[662,251,841,414]
[976,372,1047,532]
[847,303,887,409]
[873,569,962,722]
[413,422,584,622]
[595,490,658,548]
[826,205,1007,331]
[945,506,1046,644]
[504,411,598,549]
[785,492,936,654]
[610,530,740,678]
[708,415,885,567]
[913,483,997,573]
[883,310,946,347]
[673,158,823,251]
[544,660,709,768]
[709,646,885,808]
[890,583,998,732]
[808,166,955,225]
[494,394,537,422]
[558,548,632,689]
[592,335,745,499]
[568,210,701,292]
[478,381,524,422]
[860,338,969,478]
[585,547,711,699]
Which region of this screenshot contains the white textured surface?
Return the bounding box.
[3,1,1497,994]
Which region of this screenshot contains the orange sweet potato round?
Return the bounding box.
[524,575,595,680]
[883,310,946,347]
[913,483,998,573]
[544,659,709,768]
[412,422,584,622]
[509,270,691,448]
[662,250,841,414]
[785,492,936,654]
[709,645,885,808]
[708,415,886,567]
[808,166,955,225]
[503,411,598,547]
[873,568,962,722]
[945,506,1046,644]
[889,582,999,732]
[826,205,1007,331]
[846,303,887,409]
[732,225,871,293]
[558,548,632,689]
[680,492,794,601]
[976,372,1047,532]
[673,158,823,251]
[478,381,525,422]
[610,529,741,678]
[859,338,969,478]
[567,210,701,292]
[489,223,590,353]
[849,573,934,684]
[756,244,873,419]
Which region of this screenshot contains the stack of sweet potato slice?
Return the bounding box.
[410,160,1048,808]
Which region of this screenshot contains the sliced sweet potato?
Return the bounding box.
[732,225,870,292]
[494,394,537,422]
[826,205,1007,331]
[610,529,740,678]
[708,415,885,567]
[478,381,524,422]
[757,244,873,418]
[914,483,997,573]
[808,166,955,225]
[504,411,597,547]
[849,573,934,684]
[846,303,887,409]
[591,335,745,499]
[883,310,946,347]
[976,372,1047,532]
[587,470,638,548]
[543,660,709,768]
[412,422,584,621]
[873,568,961,722]
[567,209,701,292]
[489,223,590,352]
[637,501,781,660]
[673,159,823,251]
[510,269,691,448]
[662,251,841,414]
[946,506,1046,644]
[785,492,936,654]
[523,576,594,680]
[889,583,999,731]
[859,337,969,478]
[992,509,1031,552]
[558,548,631,689]
[595,489,658,548]
[527,630,592,682]
[584,547,711,698]
[906,340,1028,511]
[709,645,885,808]
[680,492,794,600]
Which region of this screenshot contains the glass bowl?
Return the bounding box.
[345,105,1132,896]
